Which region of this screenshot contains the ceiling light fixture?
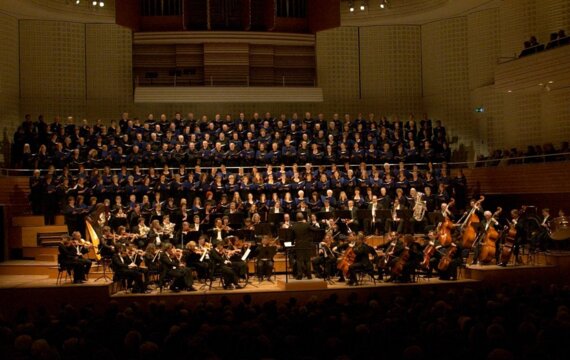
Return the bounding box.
[99,1,105,7]
[349,1,355,12]
[379,0,389,9]
[75,0,80,5]
[360,1,366,11]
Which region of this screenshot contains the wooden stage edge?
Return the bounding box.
[0,251,568,315]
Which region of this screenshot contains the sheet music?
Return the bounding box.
[241,248,251,261]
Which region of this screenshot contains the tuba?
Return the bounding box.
[413,192,427,221]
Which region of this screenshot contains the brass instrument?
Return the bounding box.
[413,192,427,221]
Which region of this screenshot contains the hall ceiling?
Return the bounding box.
[340,0,502,26]
[0,0,115,23]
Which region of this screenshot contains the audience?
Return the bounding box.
[519,29,569,57]
[475,141,569,167]
[0,283,568,359]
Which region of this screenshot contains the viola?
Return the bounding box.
[478,207,502,264]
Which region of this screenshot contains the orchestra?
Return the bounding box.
[45,161,566,292]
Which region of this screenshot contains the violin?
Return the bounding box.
[460,196,484,249]
[478,207,502,264]
[438,199,455,247]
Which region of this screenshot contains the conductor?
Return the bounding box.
[290,212,315,280]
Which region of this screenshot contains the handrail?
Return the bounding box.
[2,152,569,177]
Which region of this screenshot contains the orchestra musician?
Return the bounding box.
[142,243,160,274]
[209,241,242,290]
[347,232,378,286]
[254,236,277,281]
[499,209,525,266]
[226,237,249,279]
[366,195,383,235]
[58,235,88,283]
[312,232,337,279]
[70,231,92,278]
[531,208,551,251]
[183,240,210,281]
[98,226,116,258]
[148,219,164,246]
[472,210,498,265]
[111,245,147,293]
[385,199,405,235]
[161,214,176,243]
[210,218,227,243]
[131,216,150,248]
[159,243,196,292]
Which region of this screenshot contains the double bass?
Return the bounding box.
[438,199,455,247]
[500,220,518,265]
[478,207,502,264]
[460,196,485,249]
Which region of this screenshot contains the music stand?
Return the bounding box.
[278,228,293,244]
[228,213,244,227]
[357,209,372,220]
[316,211,334,221]
[334,210,352,220]
[267,213,284,225]
[283,241,295,283]
[254,223,272,236]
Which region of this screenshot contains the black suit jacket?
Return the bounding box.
[290,221,315,251]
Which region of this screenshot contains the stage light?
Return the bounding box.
[379,0,389,9]
[360,1,366,11]
[92,0,97,5]
[75,0,80,5]
[99,1,105,7]
[349,1,355,12]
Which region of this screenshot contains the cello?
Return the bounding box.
[337,243,356,278]
[478,207,502,264]
[437,243,457,272]
[438,199,455,247]
[460,196,485,249]
[499,207,524,266]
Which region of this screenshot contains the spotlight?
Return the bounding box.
[75,0,80,4]
[379,0,388,9]
[360,1,366,11]
[99,1,104,7]
[349,1,355,12]
[92,0,97,5]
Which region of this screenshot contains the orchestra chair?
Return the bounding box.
[253,258,276,283]
[207,262,227,290]
[157,263,174,293]
[355,267,377,286]
[111,272,129,294]
[56,254,74,285]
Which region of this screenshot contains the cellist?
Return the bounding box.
[347,232,378,286]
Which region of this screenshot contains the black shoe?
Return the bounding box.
[186,287,197,292]
[235,284,244,289]
[170,286,181,292]
[338,277,345,282]
[347,281,355,286]
[295,276,303,280]
[307,275,312,280]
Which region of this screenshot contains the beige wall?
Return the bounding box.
[422,17,472,158]
[0,13,20,139]
[423,0,570,158]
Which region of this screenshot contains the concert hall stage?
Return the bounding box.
[0,251,568,316]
